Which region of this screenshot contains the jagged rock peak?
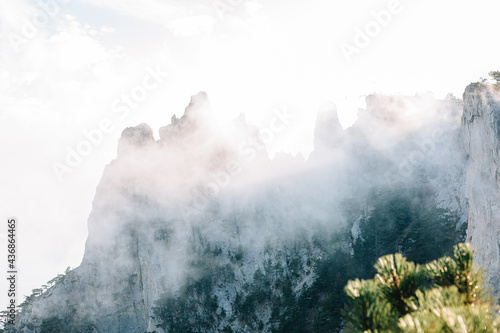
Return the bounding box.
[116,92,211,151]
[120,123,154,144]
[117,123,154,157]
[184,91,210,117]
[462,83,500,132]
[159,91,211,142]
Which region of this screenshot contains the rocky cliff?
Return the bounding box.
[9,85,500,332]
[14,93,334,332]
[463,84,500,298]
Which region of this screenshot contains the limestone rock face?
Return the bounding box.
[16,92,323,333]
[463,84,500,297]
[16,86,500,332]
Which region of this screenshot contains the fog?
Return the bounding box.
[57,89,463,312]
[1,0,500,317]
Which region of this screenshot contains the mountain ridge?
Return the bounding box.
[7,84,500,333]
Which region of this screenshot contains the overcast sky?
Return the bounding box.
[1,0,500,307]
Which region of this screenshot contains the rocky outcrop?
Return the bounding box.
[15,92,325,333]
[16,86,500,332]
[463,84,500,298]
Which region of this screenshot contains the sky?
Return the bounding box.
[1,0,500,309]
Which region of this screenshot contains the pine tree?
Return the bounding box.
[343,243,500,332]
[489,71,500,86]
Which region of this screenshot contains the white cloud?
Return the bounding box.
[2,0,500,311]
[243,1,264,16]
[76,0,186,26]
[169,15,215,37]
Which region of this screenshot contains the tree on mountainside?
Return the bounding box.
[489,71,500,86]
[343,243,500,332]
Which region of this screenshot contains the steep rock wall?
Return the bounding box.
[463,84,500,297]
[11,91,476,332]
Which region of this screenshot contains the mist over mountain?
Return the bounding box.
[6,83,500,332]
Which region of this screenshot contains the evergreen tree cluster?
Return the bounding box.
[273,186,466,333]
[344,243,499,332]
[351,186,466,276]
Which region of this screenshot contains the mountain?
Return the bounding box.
[6,84,500,333]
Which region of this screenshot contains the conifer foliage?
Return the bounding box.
[344,243,500,332]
